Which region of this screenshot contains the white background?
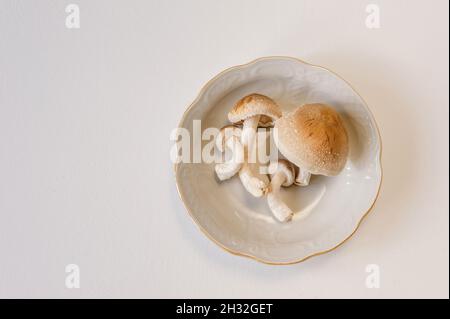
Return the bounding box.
[0,0,448,298]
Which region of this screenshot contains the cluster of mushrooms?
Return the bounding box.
[215,94,349,223]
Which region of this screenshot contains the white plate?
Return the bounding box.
[174,57,382,264]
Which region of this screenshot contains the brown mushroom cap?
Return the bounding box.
[228,94,282,127]
[274,104,349,176]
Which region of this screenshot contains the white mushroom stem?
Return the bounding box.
[241,115,260,148]
[239,162,267,197]
[215,136,244,181]
[238,115,269,197]
[267,171,293,222]
[295,168,311,186]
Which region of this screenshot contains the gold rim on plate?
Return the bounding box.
[173,56,383,265]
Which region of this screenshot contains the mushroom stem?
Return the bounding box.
[295,168,311,186]
[239,162,267,197]
[267,171,293,222]
[215,136,244,181]
[237,115,268,197]
[241,115,261,148]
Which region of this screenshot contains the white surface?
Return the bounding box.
[175,57,382,264]
[0,0,448,298]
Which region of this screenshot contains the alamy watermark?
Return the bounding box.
[365,264,380,289]
[170,120,280,173]
[65,4,80,29]
[65,264,80,289]
[365,4,380,29]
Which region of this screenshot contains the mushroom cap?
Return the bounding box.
[274,104,349,176]
[216,125,241,152]
[228,94,282,126]
[269,159,295,187]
